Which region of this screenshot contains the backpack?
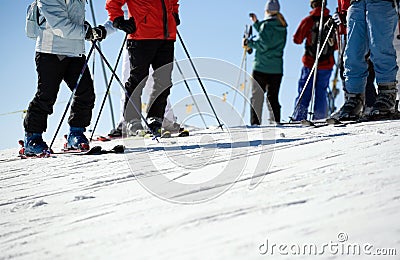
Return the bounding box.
[25,0,46,39]
[305,15,336,62]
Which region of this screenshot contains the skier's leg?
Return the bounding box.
[250,70,267,125]
[64,55,95,129]
[313,69,332,120]
[124,40,157,123]
[367,0,398,114]
[147,40,175,120]
[265,73,283,123]
[108,47,131,137]
[343,0,369,95]
[293,66,313,121]
[119,47,130,127]
[24,53,65,133]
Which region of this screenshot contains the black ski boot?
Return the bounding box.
[147,117,163,136]
[108,121,124,138]
[336,92,364,121]
[370,83,398,118]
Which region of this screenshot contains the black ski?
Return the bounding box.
[56,145,125,155]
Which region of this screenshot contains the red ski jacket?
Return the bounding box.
[338,0,350,13]
[337,0,350,35]
[293,7,336,70]
[105,0,179,40]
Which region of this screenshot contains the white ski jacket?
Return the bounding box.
[35,0,87,56]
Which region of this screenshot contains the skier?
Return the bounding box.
[23,0,105,155]
[292,0,337,121]
[102,6,179,138]
[333,0,399,120]
[244,0,287,125]
[105,0,180,136]
[108,49,180,137]
[331,0,377,116]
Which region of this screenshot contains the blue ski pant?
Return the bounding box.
[344,0,398,93]
[293,67,332,121]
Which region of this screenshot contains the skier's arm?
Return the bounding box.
[247,23,266,50]
[106,0,126,22]
[293,17,311,45]
[37,0,85,39]
[253,20,262,32]
[173,0,179,14]
[103,20,118,36]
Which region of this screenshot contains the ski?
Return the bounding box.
[95,129,190,141]
[55,145,102,155]
[55,145,125,155]
[325,117,356,126]
[326,112,400,126]
[300,119,328,128]
[18,140,124,159]
[18,151,54,159]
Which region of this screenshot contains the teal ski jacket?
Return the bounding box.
[247,15,287,74]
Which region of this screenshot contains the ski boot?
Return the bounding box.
[66,127,89,150]
[369,83,398,119]
[23,132,49,156]
[146,117,163,137]
[126,119,144,136]
[108,122,123,138]
[162,118,181,133]
[336,92,364,121]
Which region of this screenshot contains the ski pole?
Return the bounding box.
[241,45,251,121]
[291,22,335,121]
[92,42,160,142]
[308,0,327,121]
[231,48,247,110]
[88,0,116,128]
[174,57,208,129]
[48,40,97,151]
[90,35,127,142]
[177,30,224,131]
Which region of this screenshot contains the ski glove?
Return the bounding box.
[113,16,136,34]
[332,12,342,26]
[242,38,249,47]
[173,13,180,26]
[92,26,107,41]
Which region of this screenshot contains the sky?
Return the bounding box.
[0,0,341,150]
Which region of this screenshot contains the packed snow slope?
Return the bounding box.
[0,121,399,259]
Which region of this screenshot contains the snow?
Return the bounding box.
[1,121,399,259]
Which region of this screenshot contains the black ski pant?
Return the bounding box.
[124,39,174,122]
[24,52,95,133]
[250,70,282,125]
